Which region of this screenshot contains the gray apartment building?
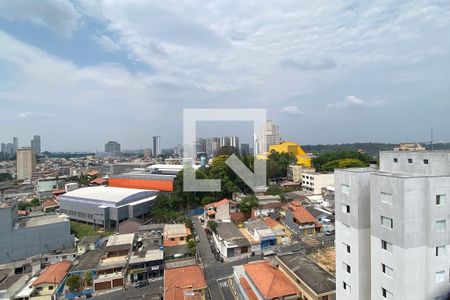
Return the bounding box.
[335,151,450,300]
[0,200,74,264]
[59,186,158,230]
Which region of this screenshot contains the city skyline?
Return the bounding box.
[1,1,450,151]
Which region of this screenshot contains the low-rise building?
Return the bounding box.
[282,201,322,235]
[251,195,283,219]
[163,224,191,247]
[301,171,334,195]
[0,267,32,300]
[204,198,239,221]
[277,252,336,300]
[245,220,281,250]
[233,260,298,300]
[30,261,72,300]
[213,222,251,258]
[164,265,207,300]
[262,217,291,244]
[77,235,101,254]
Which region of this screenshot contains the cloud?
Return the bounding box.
[281,57,337,71]
[327,95,384,109]
[281,105,303,115]
[17,112,55,119]
[0,0,79,38]
[94,34,120,52]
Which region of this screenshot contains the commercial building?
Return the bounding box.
[12,137,18,154]
[152,136,161,157]
[30,135,41,154]
[302,171,335,194]
[269,141,312,167]
[104,141,121,154]
[335,151,450,300]
[240,143,250,156]
[6,143,13,156]
[59,186,158,230]
[277,253,336,300]
[256,120,280,155]
[213,222,251,258]
[0,200,74,264]
[16,147,36,180]
[206,137,220,157]
[102,162,150,175]
[0,143,5,154]
[230,136,240,153]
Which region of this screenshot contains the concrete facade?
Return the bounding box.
[335,151,450,300]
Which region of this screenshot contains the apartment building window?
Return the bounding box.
[436,246,446,257]
[408,158,413,163]
[382,263,394,278]
[436,195,446,206]
[436,220,446,232]
[343,282,351,294]
[424,159,429,164]
[380,192,392,204]
[382,288,393,299]
[342,204,350,214]
[343,242,351,253]
[393,158,398,163]
[381,240,393,252]
[343,262,351,273]
[381,216,393,229]
[435,270,445,283]
[341,184,350,194]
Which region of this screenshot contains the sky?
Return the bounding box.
[0,0,449,152]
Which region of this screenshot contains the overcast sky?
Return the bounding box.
[0,0,449,152]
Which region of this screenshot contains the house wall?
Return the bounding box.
[215,203,230,221]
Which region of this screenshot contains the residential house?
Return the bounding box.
[118,218,145,234]
[0,267,32,300]
[282,201,322,235]
[276,253,336,300]
[245,220,281,251]
[93,234,134,291]
[30,261,71,300]
[213,222,251,258]
[41,199,59,213]
[77,235,101,254]
[164,265,207,300]
[262,217,291,244]
[251,195,283,219]
[204,198,239,221]
[233,260,299,300]
[163,224,191,247]
[63,250,104,299]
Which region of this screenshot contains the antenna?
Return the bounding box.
[430,129,434,151]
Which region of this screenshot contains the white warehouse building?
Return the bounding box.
[335,151,450,300]
[59,186,158,230]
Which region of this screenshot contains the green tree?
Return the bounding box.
[312,151,372,171]
[0,173,12,182]
[30,198,40,206]
[207,220,218,233]
[82,271,93,286]
[321,158,367,172]
[267,151,297,180]
[216,146,239,157]
[188,239,196,256]
[239,196,258,213]
[66,274,81,291]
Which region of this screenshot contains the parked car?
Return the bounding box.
[135,280,149,288]
[325,229,335,236]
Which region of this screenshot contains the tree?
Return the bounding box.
[30,198,40,206]
[321,158,367,172]
[0,173,12,182]
[207,220,218,233]
[188,239,196,256]
[215,146,239,157]
[66,274,81,291]
[312,151,372,171]
[267,151,297,181]
[239,196,258,213]
[82,271,93,286]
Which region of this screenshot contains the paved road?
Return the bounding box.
[92,278,163,300]
[193,217,216,265]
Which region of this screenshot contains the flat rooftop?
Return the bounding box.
[106,233,135,247]
[72,250,104,272]
[62,186,157,203]
[19,213,69,228]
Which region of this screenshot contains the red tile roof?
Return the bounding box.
[244,261,298,299]
[32,261,71,286]
[90,177,108,185]
[263,217,281,228]
[239,277,258,300]
[42,199,59,209]
[204,198,237,209]
[164,265,207,300]
[230,211,247,224]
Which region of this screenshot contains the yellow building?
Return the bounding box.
[269,141,312,167]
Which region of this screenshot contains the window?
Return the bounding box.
[436,246,445,257]
[408,158,413,163]
[343,242,351,253]
[393,158,398,163]
[436,220,446,232]
[424,159,429,164]
[341,184,350,194]
[48,286,54,290]
[435,270,445,283]
[381,216,393,229]
[381,240,393,252]
[382,263,393,277]
[343,282,351,293]
[436,195,446,206]
[382,288,393,299]
[343,262,351,273]
[342,204,350,214]
[380,192,392,204]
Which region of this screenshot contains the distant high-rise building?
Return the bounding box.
[257,120,280,155]
[220,136,231,148]
[12,137,18,154]
[1,143,6,154]
[104,141,121,154]
[16,147,36,180]
[143,148,151,159]
[230,136,240,153]
[30,135,41,154]
[6,143,13,156]
[152,136,161,157]
[195,138,207,155]
[240,143,250,156]
[174,144,183,157]
[206,137,220,157]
